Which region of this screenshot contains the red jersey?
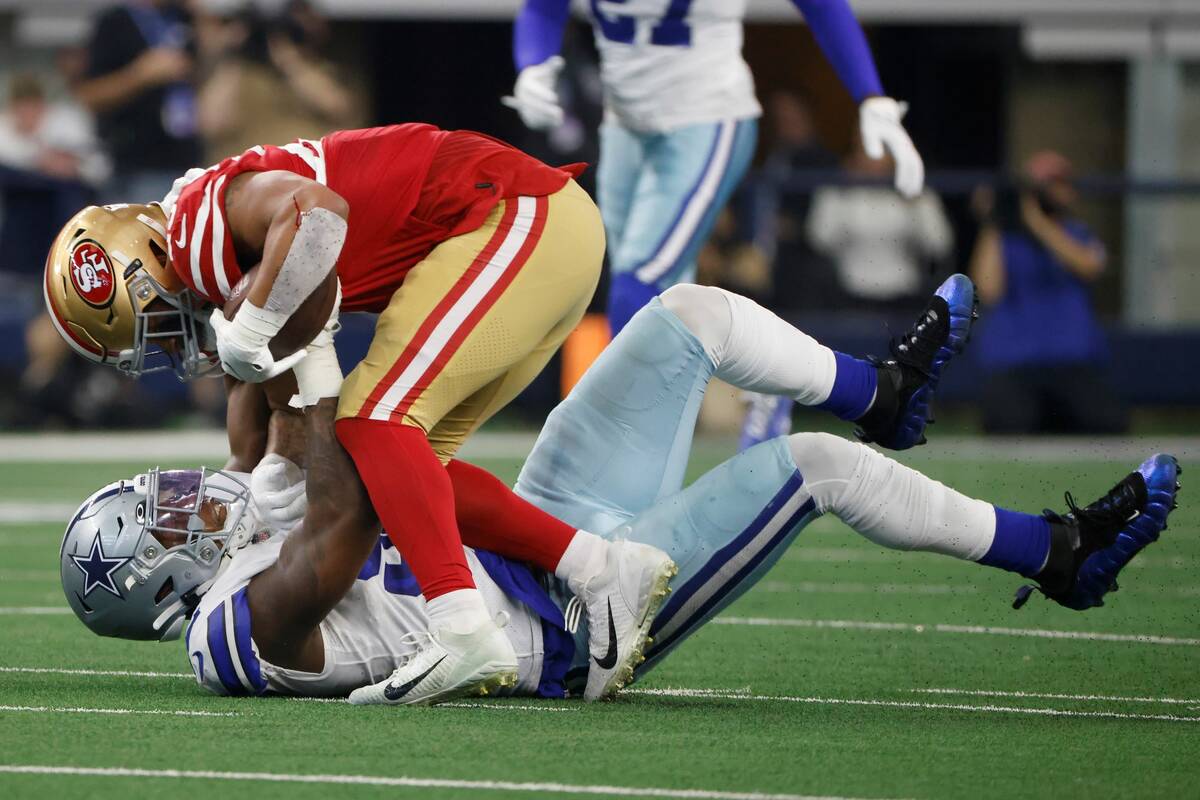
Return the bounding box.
[166,124,583,313]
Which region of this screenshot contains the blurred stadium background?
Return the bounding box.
[1,0,1197,437]
[2,5,1200,799]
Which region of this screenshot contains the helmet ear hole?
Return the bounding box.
[147,240,168,269]
[154,576,175,604]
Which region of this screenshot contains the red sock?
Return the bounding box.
[335,417,474,600]
[447,459,576,572]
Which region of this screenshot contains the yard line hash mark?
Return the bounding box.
[0,765,905,800]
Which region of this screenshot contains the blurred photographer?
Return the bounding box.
[195,0,357,162]
[969,150,1127,435]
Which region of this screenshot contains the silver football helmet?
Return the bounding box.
[60,468,260,641]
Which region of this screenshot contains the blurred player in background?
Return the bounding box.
[42,124,673,702]
[503,0,925,449]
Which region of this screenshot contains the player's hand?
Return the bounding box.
[249,453,307,532]
[210,305,307,384]
[502,56,565,130]
[859,96,925,199]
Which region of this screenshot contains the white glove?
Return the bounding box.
[501,56,565,130]
[859,97,925,199]
[248,453,307,533]
[209,303,307,383]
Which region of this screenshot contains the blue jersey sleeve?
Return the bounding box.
[514,0,571,70]
[790,0,884,103]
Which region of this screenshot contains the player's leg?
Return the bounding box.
[659,276,977,451]
[596,122,646,273]
[336,185,603,704]
[606,117,758,335]
[559,431,1179,686]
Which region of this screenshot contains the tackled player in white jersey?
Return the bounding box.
[60,277,1180,702]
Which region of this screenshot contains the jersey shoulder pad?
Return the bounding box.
[185,583,268,696]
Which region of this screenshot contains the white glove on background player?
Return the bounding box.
[502,56,565,130]
[859,96,925,199]
[249,453,307,533]
[209,303,307,383]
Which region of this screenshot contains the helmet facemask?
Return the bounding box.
[122,267,219,380]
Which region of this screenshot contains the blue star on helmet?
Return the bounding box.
[71,537,131,598]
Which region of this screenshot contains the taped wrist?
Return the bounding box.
[232,301,288,347]
[290,339,343,408]
[265,206,348,318]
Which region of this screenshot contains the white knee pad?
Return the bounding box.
[786,432,864,513]
[659,284,732,365]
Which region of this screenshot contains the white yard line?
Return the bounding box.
[0,607,71,615]
[0,503,78,524]
[713,616,1200,646]
[0,705,236,718]
[0,765,899,800]
[910,688,1200,705]
[759,580,978,596]
[625,689,1200,723]
[0,666,191,679]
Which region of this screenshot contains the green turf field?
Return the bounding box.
[0,447,1196,800]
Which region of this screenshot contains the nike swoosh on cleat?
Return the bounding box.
[383,655,446,701]
[593,598,618,670]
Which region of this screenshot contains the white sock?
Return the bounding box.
[660,284,837,405]
[425,588,491,635]
[788,432,995,561]
[554,530,609,595]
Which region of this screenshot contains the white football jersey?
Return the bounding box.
[185,532,545,697]
[589,0,761,132]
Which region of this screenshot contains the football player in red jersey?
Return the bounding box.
[44,124,676,703]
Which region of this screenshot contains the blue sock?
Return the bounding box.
[607,273,661,337]
[980,508,1052,577]
[814,352,877,421]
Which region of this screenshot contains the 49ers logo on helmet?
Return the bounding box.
[69,241,115,309]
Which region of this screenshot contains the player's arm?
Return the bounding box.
[789,0,924,198]
[245,397,379,673]
[502,0,570,129]
[210,170,348,383]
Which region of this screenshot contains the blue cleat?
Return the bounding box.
[854,273,978,451]
[1014,454,1182,611]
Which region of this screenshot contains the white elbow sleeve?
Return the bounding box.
[264,206,347,318]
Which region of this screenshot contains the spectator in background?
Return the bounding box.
[74,0,200,203]
[807,136,952,311]
[748,90,839,310]
[969,151,1127,435]
[195,0,359,162]
[0,74,110,187]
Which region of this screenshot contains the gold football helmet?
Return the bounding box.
[44,203,217,379]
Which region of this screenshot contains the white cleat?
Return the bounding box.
[579,540,677,701]
[347,617,519,706]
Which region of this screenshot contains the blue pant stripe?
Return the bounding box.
[626,121,729,284]
[646,496,817,663]
[652,471,805,636]
[205,601,245,696]
[232,587,267,694]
